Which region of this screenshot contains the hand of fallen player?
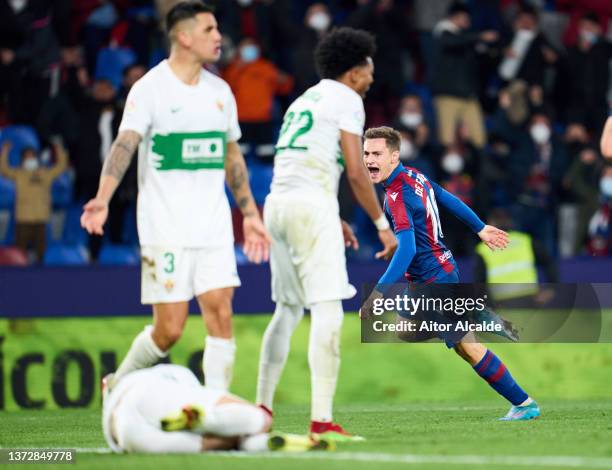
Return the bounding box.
[375,228,397,260]
[478,225,510,251]
[341,220,359,250]
[80,198,109,235]
[243,214,271,264]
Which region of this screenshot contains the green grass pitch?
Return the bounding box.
[1,314,612,469]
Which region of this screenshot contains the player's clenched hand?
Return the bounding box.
[243,214,271,264]
[478,225,510,251]
[81,198,109,235]
[341,220,359,250]
[375,228,397,260]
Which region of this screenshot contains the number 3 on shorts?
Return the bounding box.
[163,252,175,273]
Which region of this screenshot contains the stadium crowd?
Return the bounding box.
[0,0,611,264]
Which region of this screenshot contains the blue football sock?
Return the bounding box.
[473,349,528,406]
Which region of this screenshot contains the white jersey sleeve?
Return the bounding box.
[119,79,154,136]
[338,94,365,136]
[226,88,242,143]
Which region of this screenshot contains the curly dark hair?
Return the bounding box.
[314,27,376,80]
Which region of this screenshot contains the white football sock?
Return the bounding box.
[256,303,304,409]
[112,325,166,386]
[239,433,270,452]
[308,300,343,422]
[203,403,267,436]
[203,336,236,391]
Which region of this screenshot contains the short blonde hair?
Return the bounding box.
[364,126,401,153]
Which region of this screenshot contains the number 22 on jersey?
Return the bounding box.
[276,110,313,152]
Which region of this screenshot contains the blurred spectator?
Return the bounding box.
[223,38,293,146]
[118,63,146,102]
[509,110,569,257]
[557,0,612,47]
[437,142,480,255]
[292,3,332,95]
[346,0,410,124]
[564,11,611,136]
[393,94,431,148]
[474,208,558,302]
[216,0,295,67]
[430,1,498,149]
[66,68,136,258]
[564,145,604,253]
[0,0,72,124]
[397,128,435,178]
[587,164,612,256]
[0,140,67,263]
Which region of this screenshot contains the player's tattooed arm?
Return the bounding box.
[101,130,141,182]
[225,141,258,217]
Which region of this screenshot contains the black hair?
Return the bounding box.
[166,1,214,34]
[448,1,470,17]
[582,10,599,24]
[518,2,539,19]
[20,146,37,160]
[314,27,375,79]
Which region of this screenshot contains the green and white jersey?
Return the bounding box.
[270,79,365,200]
[119,60,241,247]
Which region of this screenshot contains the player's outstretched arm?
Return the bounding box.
[225,141,271,263]
[601,116,612,159]
[341,130,397,259]
[81,130,141,235]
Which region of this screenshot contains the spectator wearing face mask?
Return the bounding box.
[430,1,498,149]
[587,165,612,256]
[564,11,611,137]
[394,94,431,149]
[0,140,68,263]
[564,145,604,253]
[223,37,294,146]
[510,111,569,257]
[292,3,332,95]
[397,128,435,178]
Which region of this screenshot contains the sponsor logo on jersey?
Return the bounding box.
[152,131,226,170]
[438,250,453,263]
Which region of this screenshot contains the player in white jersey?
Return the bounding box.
[256,28,397,441]
[103,364,332,453]
[81,2,270,393]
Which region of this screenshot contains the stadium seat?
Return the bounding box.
[0,176,15,209]
[0,246,27,266]
[51,171,74,208]
[62,204,88,246]
[0,125,40,166]
[0,208,15,245]
[43,243,89,266]
[98,244,139,265]
[249,163,273,204]
[94,46,137,90]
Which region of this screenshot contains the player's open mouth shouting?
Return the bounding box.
[366,164,380,181]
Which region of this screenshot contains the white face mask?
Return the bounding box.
[23,158,39,171]
[399,139,415,160]
[600,177,612,197]
[308,12,330,32]
[530,123,551,144]
[441,153,463,174]
[400,112,423,128]
[237,0,252,6]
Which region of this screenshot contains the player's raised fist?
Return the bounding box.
[81,198,109,235]
[478,225,510,251]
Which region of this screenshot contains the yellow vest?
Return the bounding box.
[475,231,538,300]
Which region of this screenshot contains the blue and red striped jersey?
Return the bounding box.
[383,164,458,281]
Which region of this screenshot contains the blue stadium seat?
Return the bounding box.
[0,125,40,166]
[0,176,15,209]
[249,163,273,205]
[62,204,88,246]
[51,171,74,208]
[94,47,137,90]
[98,244,139,265]
[43,243,89,265]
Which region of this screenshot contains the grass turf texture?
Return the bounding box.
[1,314,612,468]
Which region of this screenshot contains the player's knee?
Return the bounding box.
[153,323,184,350]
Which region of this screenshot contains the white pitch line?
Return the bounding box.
[68,448,612,468]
